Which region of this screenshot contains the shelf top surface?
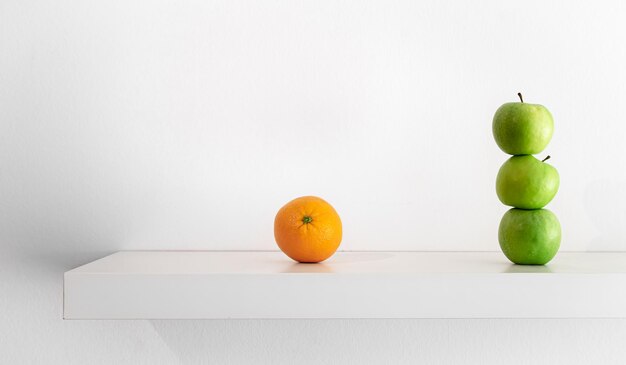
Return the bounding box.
[66,251,626,275]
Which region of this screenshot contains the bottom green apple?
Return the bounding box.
[498,208,561,265]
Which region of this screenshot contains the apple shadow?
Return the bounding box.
[501,263,554,274]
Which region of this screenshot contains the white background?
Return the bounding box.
[2,0,626,363]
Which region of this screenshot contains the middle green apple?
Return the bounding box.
[496,155,559,209]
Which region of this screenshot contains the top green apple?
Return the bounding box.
[492,93,554,155]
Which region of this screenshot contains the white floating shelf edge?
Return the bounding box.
[63,251,626,319]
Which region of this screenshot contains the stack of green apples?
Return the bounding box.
[492,93,561,265]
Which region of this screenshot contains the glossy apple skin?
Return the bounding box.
[492,102,553,155]
[496,155,559,209]
[498,208,561,265]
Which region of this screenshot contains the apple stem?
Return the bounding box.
[517,92,524,103]
[542,155,551,162]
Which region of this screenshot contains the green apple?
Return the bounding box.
[498,208,561,265]
[492,93,554,155]
[496,155,559,209]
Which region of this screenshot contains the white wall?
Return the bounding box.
[2,0,626,364]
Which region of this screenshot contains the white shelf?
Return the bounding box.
[63,251,626,319]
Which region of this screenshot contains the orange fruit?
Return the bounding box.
[274,196,342,263]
